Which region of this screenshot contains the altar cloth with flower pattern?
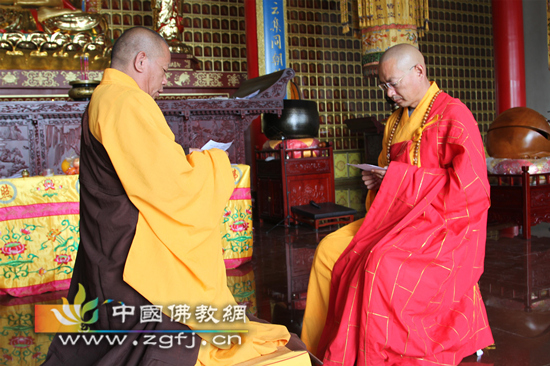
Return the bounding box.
[222,164,253,269]
[0,164,252,297]
[0,175,80,297]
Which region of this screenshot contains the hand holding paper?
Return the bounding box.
[347,163,387,172]
[200,140,233,152]
[347,163,387,190]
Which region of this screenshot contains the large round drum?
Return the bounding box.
[262,99,319,140]
[486,107,550,158]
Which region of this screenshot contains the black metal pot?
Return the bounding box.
[262,99,320,140]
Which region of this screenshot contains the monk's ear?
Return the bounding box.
[413,63,425,78]
[134,51,148,73]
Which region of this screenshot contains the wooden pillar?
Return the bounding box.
[244,0,259,80]
[492,0,526,114]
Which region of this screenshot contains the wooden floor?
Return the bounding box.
[1,220,550,365]
[251,220,550,366]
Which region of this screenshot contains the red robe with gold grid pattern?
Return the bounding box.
[318,92,494,366]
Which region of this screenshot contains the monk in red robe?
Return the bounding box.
[302,44,493,365]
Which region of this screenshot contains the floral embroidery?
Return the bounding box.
[1,311,46,364]
[8,336,34,348]
[221,205,252,254]
[0,225,39,279]
[43,179,55,191]
[54,254,72,264]
[46,229,61,242]
[1,241,26,256]
[32,178,70,198]
[230,221,249,233]
[38,219,79,276]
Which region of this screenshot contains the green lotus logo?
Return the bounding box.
[50,284,98,332]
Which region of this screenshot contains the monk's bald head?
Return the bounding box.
[111,27,169,71]
[377,43,431,109]
[379,44,425,73]
[110,27,171,98]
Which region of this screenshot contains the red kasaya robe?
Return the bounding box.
[318,92,494,365]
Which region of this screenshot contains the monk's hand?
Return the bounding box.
[362,169,386,190]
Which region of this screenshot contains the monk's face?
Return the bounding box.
[144,45,171,99]
[378,59,423,109]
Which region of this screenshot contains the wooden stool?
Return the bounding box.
[291,202,357,230]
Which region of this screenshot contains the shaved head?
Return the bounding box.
[111,27,169,71]
[379,44,425,73]
[109,27,171,98]
[378,44,431,109]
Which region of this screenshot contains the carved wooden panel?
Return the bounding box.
[288,177,331,207]
[531,188,550,208]
[286,159,331,175]
[0,101,263,176]
[256,143,335,223]
[41,119,82,176]
[0,69,295,177]
[0,102,87,176]
[0,119,33,177]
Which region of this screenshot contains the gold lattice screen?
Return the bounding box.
[94,0,495,211]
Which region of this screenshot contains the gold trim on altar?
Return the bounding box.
[0,31,111,70]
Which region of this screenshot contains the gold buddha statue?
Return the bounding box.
[0,0,110,70]
[153,0,190,54]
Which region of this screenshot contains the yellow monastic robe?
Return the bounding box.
[89,69,292,365]
[301,82,441,358]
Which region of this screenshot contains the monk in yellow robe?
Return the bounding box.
[43,26,309,366]
[302,44,493,365]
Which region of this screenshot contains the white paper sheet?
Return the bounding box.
[200,140,233,152]
[347,163,387,171]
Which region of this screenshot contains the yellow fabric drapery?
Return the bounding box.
[221,164,253,269]
[89,69,291,366]
[341,0,429,76]
[0,175,80,297]
[0,170,253,296]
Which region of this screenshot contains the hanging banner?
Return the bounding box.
[262,0,286,74]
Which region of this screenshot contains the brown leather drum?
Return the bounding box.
[486,107,550,158]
